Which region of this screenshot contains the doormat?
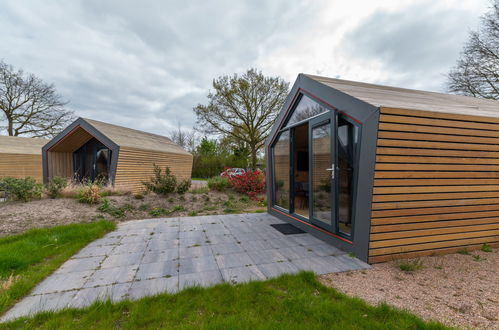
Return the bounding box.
[270,223,306,235]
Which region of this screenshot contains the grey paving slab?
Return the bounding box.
[258,261,300,278]
[128,277,179,299]
[178,256,219,275]
[55,256,104,274]
[239,239,274,252]
[179,270,223,289]
[220,265,266,284]
[2,213,370,323]
[247,249,287,265]
[179,246,213,258]
[100,252,143,269]
[32,270,93,294]
[277,246,318,261]
[211,243,244,255]
[135,260,178,280]
[83,265,138,288]
[215,252,254,269]
[141,248,179,264]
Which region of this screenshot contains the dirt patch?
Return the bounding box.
[0,190,264,236]
[320,250,499,329]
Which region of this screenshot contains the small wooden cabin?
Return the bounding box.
[42,118,193,192]
[266,74,499,263]
[0,136,47,182]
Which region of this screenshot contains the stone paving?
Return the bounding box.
[1,213,369,322]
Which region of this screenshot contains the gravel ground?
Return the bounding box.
[320,249,499,329]
[0,191,262,237]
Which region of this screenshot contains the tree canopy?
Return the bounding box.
[0,60,74,137]
[447,1,499,99]
[194,68,289,169]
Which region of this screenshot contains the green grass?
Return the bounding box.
[1,272,447,329]
[0,221,115,315]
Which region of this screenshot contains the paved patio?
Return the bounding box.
[1,213,369,322]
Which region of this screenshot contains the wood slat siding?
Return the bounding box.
[114,147,193,193]
[0,153,43,182]
[47,151,73,180]
[369,107,499,263]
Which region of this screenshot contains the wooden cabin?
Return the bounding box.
[42,118,193,192]
[266,74,499,263]
[0,136,47,182]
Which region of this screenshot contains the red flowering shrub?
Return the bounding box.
[229,170,266,200]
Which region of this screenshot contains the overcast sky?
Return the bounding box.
[0,0,491,136]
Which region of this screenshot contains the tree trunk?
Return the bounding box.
[250,146,257,170]
[7,118,13,136]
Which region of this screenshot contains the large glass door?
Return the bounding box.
[309,112,335,231]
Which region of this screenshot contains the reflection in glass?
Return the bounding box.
[311,122,332,226]
[293,124,309,218]
[285,94,328,127]
[272,131,290,209]
[337,115,359,236]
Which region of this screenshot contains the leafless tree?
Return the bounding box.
[168,122,198,153]
[447,1,499,99]
[194,68,289,169]
[0,60,74,137]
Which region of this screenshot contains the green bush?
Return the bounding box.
[143,165,177,195]
[149,207,170,217]
[78,184,101,204]
[176,179,191,194]
[46,176,67,199]
[98,198,133,218]
[207,176,231,191]
[0,177,43,202]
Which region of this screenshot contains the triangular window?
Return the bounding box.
[284,94,329,127]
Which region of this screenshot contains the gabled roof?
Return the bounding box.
[81,118,190,155]
[44,118,190,155]
[0,136,47,155]
[305,74,499,118]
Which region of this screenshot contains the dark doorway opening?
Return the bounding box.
[73,138,111,183]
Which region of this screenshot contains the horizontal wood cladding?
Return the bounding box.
[369,107,499,263]
[0,153,43,182]
[114,147,193,193]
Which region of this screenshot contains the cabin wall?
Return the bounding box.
[369,107,499,263]
[0,153,43,182]
[47,151,73,180]
[114,147,193,193]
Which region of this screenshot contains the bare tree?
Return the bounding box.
[447,1,499,99]
[168,122,198,153]
[0,60,74,137]
[194,68,289,169]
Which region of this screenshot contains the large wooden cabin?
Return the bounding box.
[42,118,193,192]
[0,136,47,182]
[266,74,499,263]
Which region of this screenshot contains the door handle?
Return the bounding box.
[325,164,335,179]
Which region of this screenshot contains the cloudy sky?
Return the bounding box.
[0,0,490,136]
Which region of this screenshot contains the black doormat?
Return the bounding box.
[270,223,306,235]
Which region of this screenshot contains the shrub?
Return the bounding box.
[228,170,266,200]
[143,165,177,195]
[0,177,43,202]
[397,259,423,272]
[481,243,492,252]
[78,184,102,204]
[46,176,68,199]
[149,207,170,217]
[172,205,185,212]
[176,179,191,194]
[98,198,133,218]
[207,176,231,191]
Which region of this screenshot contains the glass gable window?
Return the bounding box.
[337,114,359,236]
[272,131,290,209]
[284,94,329,127]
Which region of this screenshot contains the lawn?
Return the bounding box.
[1,272,447,329]
[0,221,115,315]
